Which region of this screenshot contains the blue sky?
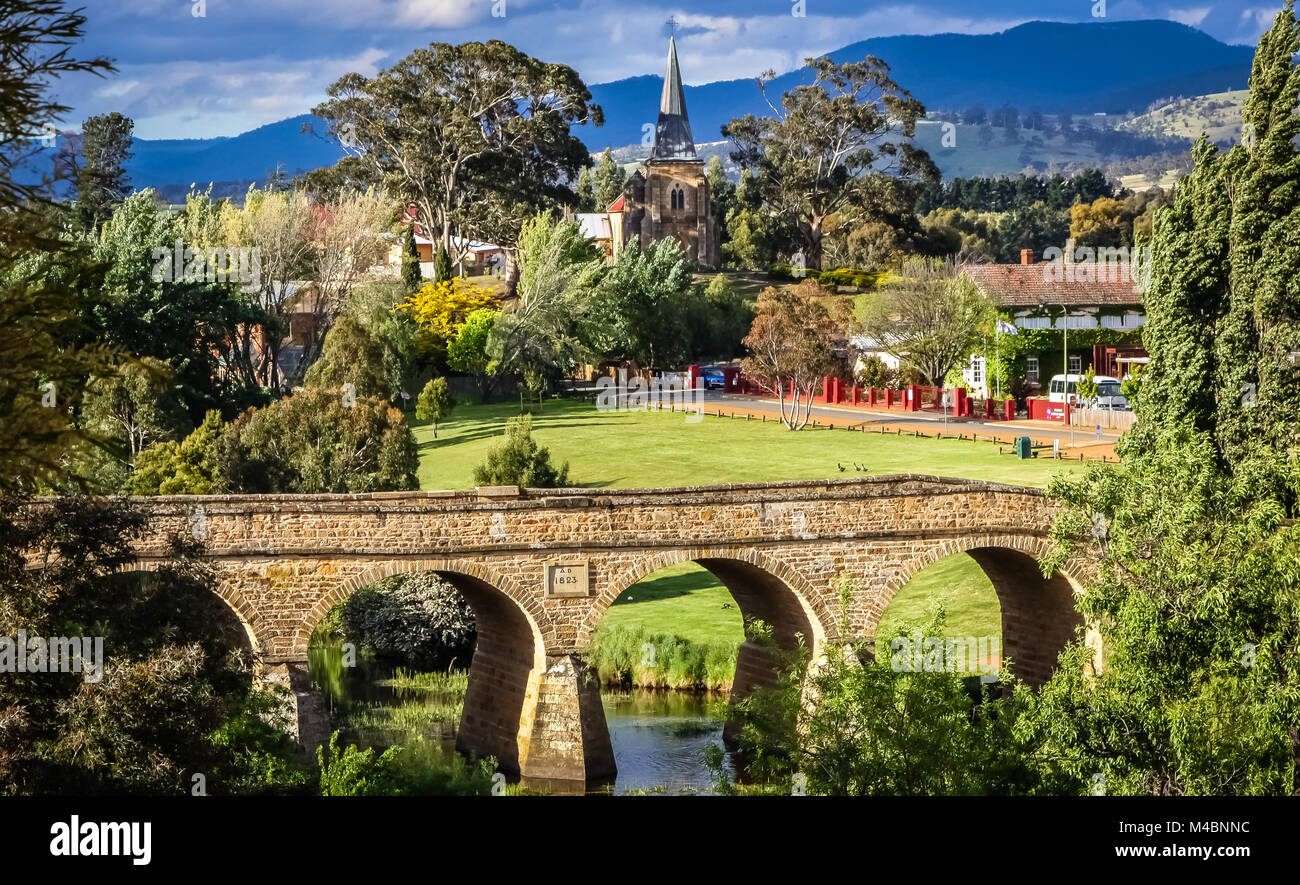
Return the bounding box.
[60,0,1281,140]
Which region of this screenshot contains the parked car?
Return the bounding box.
[700,368,726,390]
[1048,373,1129,409]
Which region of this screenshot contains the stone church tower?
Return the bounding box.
[609,37,719,269]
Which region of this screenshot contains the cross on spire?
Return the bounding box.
[666,15,677,37]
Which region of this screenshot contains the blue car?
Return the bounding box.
[700,369,726,390]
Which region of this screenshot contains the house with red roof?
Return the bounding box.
[962,246,1149,393]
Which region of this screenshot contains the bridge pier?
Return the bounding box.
[262,660,330,758]
[515,654,614,788]
[722,639,787,745]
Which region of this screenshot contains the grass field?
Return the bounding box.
[411,399,1078,490]
[412,398,1048,680]
[1119,89,1245,145]
[875,553,1001,640]
[599,557,999,644]
[601,562,743,644]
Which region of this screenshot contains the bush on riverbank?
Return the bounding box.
[588,623,737,691]
[316,573,477,671]
[317,732,497,796]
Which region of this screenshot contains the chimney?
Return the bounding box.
[1019,248,1033,265]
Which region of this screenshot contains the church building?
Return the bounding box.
[607,37,720,269]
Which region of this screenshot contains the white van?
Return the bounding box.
[1048,373,1129,409]
[1047,374,1082,404]
[1092,375,1129,410]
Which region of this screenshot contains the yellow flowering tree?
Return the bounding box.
[396,280,499,358]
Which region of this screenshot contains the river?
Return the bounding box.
[309,647,733,794]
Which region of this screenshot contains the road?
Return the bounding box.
[695,391,1124,449]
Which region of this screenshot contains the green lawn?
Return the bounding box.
[412,399,1045,667]
[875,553,1001,641]
[600,562,743,646]
[412,398,1077,490]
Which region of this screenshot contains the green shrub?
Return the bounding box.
[471,414,568,488]
[339,573,476,671]
[317,732,497,796]
[587,623,738,691]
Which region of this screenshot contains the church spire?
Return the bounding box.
[652,36,696,160]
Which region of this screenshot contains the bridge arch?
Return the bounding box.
[586,546,833,652]
[114,560,265,667]
[296,558,550,775]
[878,534,1085,686]
[293,558,550,658]
[588,547,834,743]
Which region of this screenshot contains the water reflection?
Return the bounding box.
[597,689,734,795]
[308,643,462,751]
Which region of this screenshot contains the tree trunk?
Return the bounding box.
[792,381,815,430]
[504,248,520,299]
[774,377,792,428]
[800,216,825,271]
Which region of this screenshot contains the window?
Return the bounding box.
[1069,355,1082,373]
[970,355,983,385]
[670,184,684,211]
[1026,356,1039,382]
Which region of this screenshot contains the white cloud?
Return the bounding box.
[1167,6,1211,27]
[76,47,391,140]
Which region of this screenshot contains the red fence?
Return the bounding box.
[726,369,1024,420]
[969,397,1019,421]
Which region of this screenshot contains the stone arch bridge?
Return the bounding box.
[123,475,1086,786]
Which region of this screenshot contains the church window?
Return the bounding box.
[671,184,684,211]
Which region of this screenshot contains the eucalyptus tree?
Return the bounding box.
[312,40,601,280]
[220,186,316,389]
[489,213,603,386]
[723,56,935,270]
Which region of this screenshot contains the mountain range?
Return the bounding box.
[30,19,1257,199]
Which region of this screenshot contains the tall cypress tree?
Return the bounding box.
[1120,136,1229,455]
[1215,4,1300,493]
[1124,3,1300,505]
[1027,7,1300,796]
[434,243,453,282]
[402,225,422,293]
[591,149,626,211]
[76,112,134,232]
